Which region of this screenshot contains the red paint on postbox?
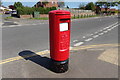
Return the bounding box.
[49,10,71,61]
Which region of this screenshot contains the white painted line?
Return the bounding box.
[74,42,84,46]
[107,29,112,31]
[93,35,99,38]
[104,22,118,30]
[103,27,107,30]
[16,25,22,26]
[109,22,118,27]
[112,24,118,28]
[90,34,93,36]
[110,27,114,30]
[106,26,110,28]
[95,32,98,34]
[100,30,103,32]
[99,33,104,35]
[73,40,78,42]
[103,31,108,33]
[112,26,116,28]
[32,24,37,25]
[103,27,109,30]
[6,25,15,27]
[85,38,93,42]
[83,36,86,38]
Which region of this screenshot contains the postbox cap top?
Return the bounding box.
[49,10,70,15]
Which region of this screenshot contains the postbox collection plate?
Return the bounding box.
[60,23,68,31]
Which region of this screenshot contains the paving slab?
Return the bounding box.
[2,46,118,78]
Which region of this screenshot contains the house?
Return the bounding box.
[0,6,12,11]
[101,8,117,12]
[34,0,58,8]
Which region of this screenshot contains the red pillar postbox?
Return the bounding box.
[49,10,71,73]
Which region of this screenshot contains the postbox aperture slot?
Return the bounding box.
[60,18,70,21]
[60,23,69,31]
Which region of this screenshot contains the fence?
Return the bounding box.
[57,7,93,14]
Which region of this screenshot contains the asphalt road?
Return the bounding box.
[2,16,119,60]
[1,16,119,78]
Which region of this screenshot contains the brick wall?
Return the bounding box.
[20,12,96,19]
[20,14,49,19]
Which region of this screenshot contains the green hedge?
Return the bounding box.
[17,7,56,15]
[101,11,116,14]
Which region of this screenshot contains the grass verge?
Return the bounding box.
[72,15,100,19]
[30,17,49,20]
[4,16,13,20]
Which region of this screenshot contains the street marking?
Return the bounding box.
[0,43,119,65]
[0,22,119,64]
[98,48,118,65]
[74,42,84,46]
[73,40,78,42]
[85,38,93,42]
[90,34,93,36]
[0,50,49,65]
[103,27,108,30]
[2,21,50,28]
[103,31,108,33]
[99,33,104,35]
[103,22,118,30]
[72,43,120,51]
[107,29,112,31]
[95,32,98,34]
[83,36,86,38]
[32,24,37,25]
[93,35,99,38]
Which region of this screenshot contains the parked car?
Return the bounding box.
[11,10,17,14]
[5,11,11,14]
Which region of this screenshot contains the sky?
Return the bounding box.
[2,2,88,8]
[2,0,119,9]
[2,0,98,2]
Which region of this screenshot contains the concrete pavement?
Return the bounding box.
[1,43,119,78]
[1,25,119,78]
[1,15,119,79]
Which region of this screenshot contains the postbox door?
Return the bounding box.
[59,18,70,51]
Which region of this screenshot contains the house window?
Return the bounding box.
[52,1,55,4]
[52,1,54,4]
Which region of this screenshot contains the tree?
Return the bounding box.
[14,2,24,9]
[95,0,120,13]
[85,2,96,11]
[42,1,49,5]
[66,5,69,8]
[79,3,86,9]
[58,2,65,7]
[0,1,2,6]
[95,5,101,14]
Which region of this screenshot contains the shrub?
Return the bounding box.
[17,7,57,15]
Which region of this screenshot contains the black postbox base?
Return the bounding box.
[50,59,69,73]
